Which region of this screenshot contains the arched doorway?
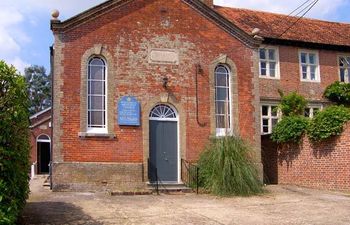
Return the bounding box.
[37,134,51,174]
[149,104,179,183]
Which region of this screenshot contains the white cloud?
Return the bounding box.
[7,57,30,75]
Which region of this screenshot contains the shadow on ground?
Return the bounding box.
[19,201,103,225]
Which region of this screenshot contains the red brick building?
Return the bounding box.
[29,107,52,176]
[50,0,350,191]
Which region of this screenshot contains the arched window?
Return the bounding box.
[215,65,232,136]
[87,57,107,133]
[149,104,177,121]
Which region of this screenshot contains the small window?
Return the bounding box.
[299,51,320,82]
[339,56,350,83]
[215,65,232,136]
[261,105,279,135]
[259,48,279,79]
[87,57,107,133]
[304,105,322,118]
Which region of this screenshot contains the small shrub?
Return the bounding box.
[198,136,263,196]
[324,81,350,105]
[271,116,309,143]
[278,91,307,117]
[0,61,30,224]
[307,105,350,141]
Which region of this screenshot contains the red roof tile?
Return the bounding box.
[215,6,350,47]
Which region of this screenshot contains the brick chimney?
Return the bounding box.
[201,0,214,8]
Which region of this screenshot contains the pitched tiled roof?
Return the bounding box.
[215,6,350,47]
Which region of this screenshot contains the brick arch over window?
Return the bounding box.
[79,45,115,136]
[209,55,239,136]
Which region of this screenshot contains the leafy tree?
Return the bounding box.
[24,65,51,114]
[0,60,30,224]
[278,90,307,117]
[324,81,350,105]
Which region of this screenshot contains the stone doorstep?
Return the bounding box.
[110,190,153,196]
[147,182,194,193]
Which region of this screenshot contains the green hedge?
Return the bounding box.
[278,91,307,116]
[271,116,309,143]
[0,61,30,224]
[198,136,263,196]
[324,81,350,105]
[307,105,350,141]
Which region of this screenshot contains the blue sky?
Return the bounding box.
[0,0,349,74]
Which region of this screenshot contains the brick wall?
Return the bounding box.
[51,0,261,191]
[53,0,258,163]
[263,123,350,191]
[260,45,341,101]
[29,109,52,173]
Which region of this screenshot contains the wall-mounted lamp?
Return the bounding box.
[196,64,204,75]
[162,77,169,89]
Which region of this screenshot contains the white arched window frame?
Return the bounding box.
[215,65,232,136]
[37,134,51,143]
[149,104,178,121]
[87,57,107,133]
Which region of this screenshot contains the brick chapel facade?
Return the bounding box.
[50,0,350,191]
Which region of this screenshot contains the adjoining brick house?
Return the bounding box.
[50,0,350,191]
[29,107,52,176]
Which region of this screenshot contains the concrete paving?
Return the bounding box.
[21,176,350,225]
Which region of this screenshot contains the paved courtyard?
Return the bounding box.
[21,176,350,225]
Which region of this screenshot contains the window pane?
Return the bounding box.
[216,115,226,129]
[90,58,104,66]
[89,81,104,95]
[346,57,350,66]
[272,119,278,128]
[216,66,228,74]
[262,106,268,116]
[271,106,277,116]
[310,66,316,80]
[304,108,310,117]
[260,62,267,76]
[263,119,269,126]
[340,68,345,82]
[263,126,269,133]
[89,66,104,80]
[268,49,275,60]
[259,49,266,60]
[90,111,103,126]
[302,66,307,79]
[339,57,345,67]
[269,62,276,77]
[216,87,228,101]
[309,54,316,64]
[216,102,226,115]
[216,73,228,87]
[301,53,307,64]
[90,96,104,110]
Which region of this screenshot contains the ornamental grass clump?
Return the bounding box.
[198,136,263,196]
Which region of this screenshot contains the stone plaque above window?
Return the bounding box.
[148,48,179,65]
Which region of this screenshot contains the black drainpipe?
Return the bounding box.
[195,64,206,127]
[49,45,54,190]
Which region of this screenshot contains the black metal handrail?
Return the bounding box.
[181,159,199,194]
[148,158,159,195]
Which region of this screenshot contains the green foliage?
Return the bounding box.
[307,105,350,141]
[0,61,30,224]
[198,136,263,196]
[278,91,307,117]
[324,81,350,105]
[271,116,309,143]
[25,65,51,115]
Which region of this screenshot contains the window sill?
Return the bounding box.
[300,79,321,83]
[259,76,280,80]
[78,132,116,139]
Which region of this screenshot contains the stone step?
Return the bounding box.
[147,182,193,193]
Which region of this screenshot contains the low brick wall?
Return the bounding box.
[262,124,350,191]
[52,162,146,192]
